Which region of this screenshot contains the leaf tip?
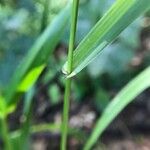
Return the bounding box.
[66,72,76,78]
[62,62,68,75]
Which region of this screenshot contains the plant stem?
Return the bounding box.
[61,0,79,150]
[67,0,79,74]
[61,79,71,150]
[1,116,11,150]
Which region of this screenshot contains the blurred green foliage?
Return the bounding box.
[0,0,66,88]
[0,0,149,112]
[0,1,149,150]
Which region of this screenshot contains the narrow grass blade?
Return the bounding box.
[5,3,71,105]
[0,117,12,150]
[10,123,86,142]
[0,95,15,118]
[10,88,35,150]
[84,66,150,150]
[63,0,150,77]
[20,87,35,150]
[0,95,6,118]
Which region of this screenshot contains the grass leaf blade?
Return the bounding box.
[63,0,150,77]
[84,66,150,150]
[5,3,71,105]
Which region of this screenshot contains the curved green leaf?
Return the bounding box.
[63,0,150,77]
[5,3,71,105]
[84,66,150,150]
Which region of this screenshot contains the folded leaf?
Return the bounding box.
[63,0,150,77]
[84,66,150,150]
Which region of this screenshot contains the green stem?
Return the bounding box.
[61,0,79,150]
[67,0,79,74]
[61,79,71,150]
[1,117,11,150]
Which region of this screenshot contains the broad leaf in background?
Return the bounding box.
[87,43,134,77]
[0,8,31,89]
[63,0,150,77]
[4,3,71,105]
[98,0,115,15]
[84,66,150,150]
[120,18,142,48]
